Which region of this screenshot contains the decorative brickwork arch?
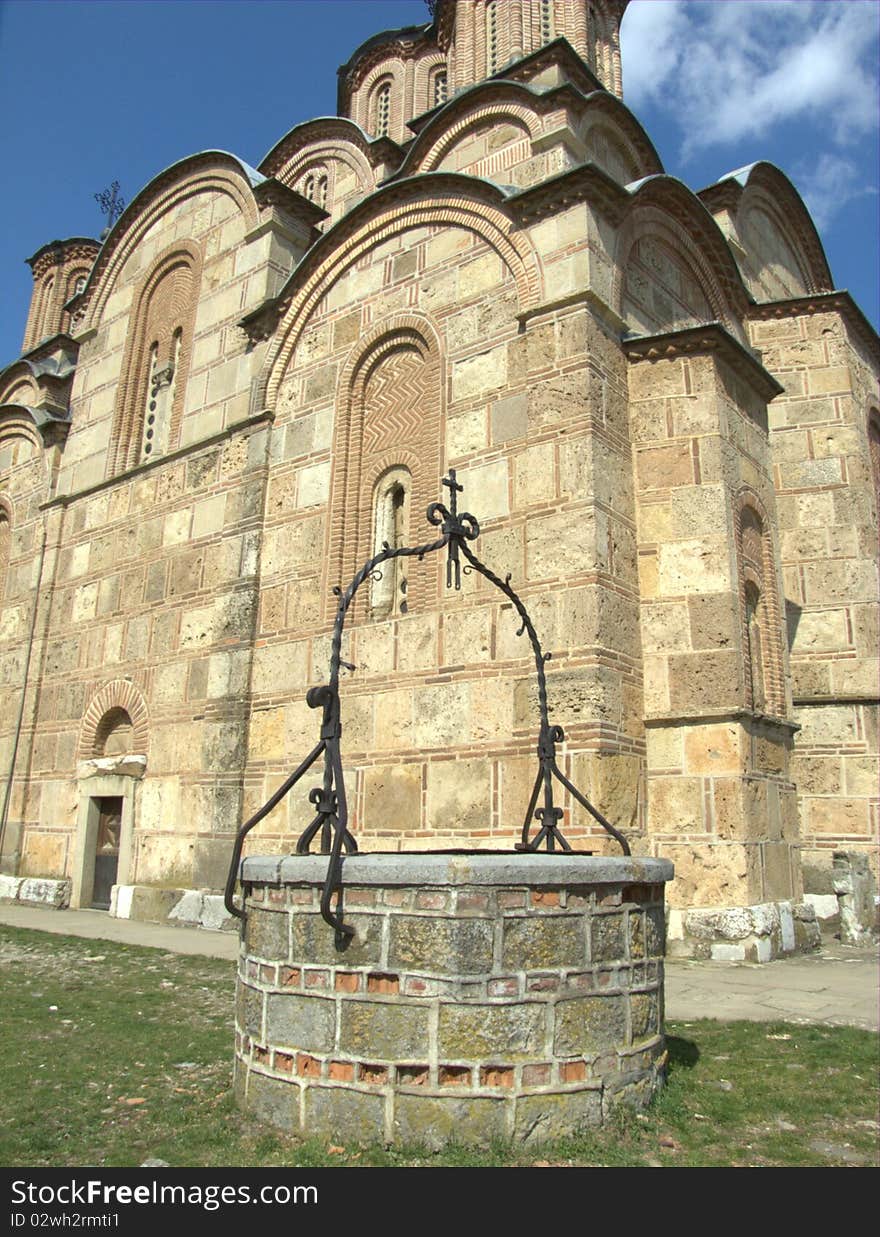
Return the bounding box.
[734,490,785,717]
[0,370,38,408]
[78,680,150,760]
[614,201,744,339]
[575,92,664,180]
[396,86,541,178]
[615,178,751,333]
[326,314,443,619]
[0,413,42,466]
[260,119,382,183]
[416,54,450,113]
[81,156,259,331]
[356,61,406,142]
[261,178,542,407]
[698,163,833,298]
[109,240,202,475]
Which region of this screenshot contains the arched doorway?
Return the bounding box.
[72,684,148,910]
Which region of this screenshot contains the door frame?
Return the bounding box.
[71,770,138,909]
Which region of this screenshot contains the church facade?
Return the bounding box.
[0,0,877,957]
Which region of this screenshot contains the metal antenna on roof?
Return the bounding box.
[95,180,125,239]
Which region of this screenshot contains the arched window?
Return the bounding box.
[744,580,765,713]
[38,275,55,340]
[74,275,87,296]
[374,80,392,138]
[736,501,783,716]
[540,0,554,43]
[304,174,316,202]
[486,1,499,73]
[111,243,200,474]
[433,70,448,108]
[371,466,411,618]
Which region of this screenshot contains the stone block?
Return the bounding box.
[425,759,491,834]
[247,909,290,960]
[17,877,70,908]
[363,764,421,831]
[246,1071,300,1134]
[630,991,659,1041]
[290,912,382,967]
[393,1094,508,1150]
[438,1004,545,1060]
[590,912,626,963]
[513,1088,602,1143]
[305,1086,385,1144]
[502,915,585,971]
[658,539,731,594]
[0,875,23,901]
[339,1001,430,1059]
[388,916,493,976]
[554,996,627,1056]
[267,993,336,1054]
[237,983,264,1038]
[200,894,236,931]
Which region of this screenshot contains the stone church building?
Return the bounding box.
[0,0,877,958]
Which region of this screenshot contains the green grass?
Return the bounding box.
[1,925,877,1168]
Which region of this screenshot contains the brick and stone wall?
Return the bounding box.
[235,852,672,1146]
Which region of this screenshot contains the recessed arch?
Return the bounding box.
[109,239,202,475]
[78,679,150,760]
[326,313,444,619]
[260,176,542,408]
[614,181,750,338]
[734,488,784,717]
[80,154,260,331]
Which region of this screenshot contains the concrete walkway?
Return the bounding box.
[1,902,877,1031]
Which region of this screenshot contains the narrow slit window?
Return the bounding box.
[371,468,411,618]
[540,0,553,43]
[375,82,391,137]
[433,70,448,107]
[487,2,499,74]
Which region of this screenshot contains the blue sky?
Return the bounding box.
[0,0,877,367]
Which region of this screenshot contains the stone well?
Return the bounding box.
[234,852,673,1147]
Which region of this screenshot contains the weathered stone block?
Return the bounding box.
[514,1089,602,1143]
[246,1072,300,1134]
[267,994,336,1054]
[339,1001,430,1059]
[502,915,585,971]
[393,1094,508,1149]
[630,991,659,1041]
[305,1086,385,1144]
[247,909,289,960]
[438,1004,544,1060]
[388,916,493,975]
[237,983,263,1038]
[554,996,627,1056]
[291,913,382,966]
[590,913,626,962]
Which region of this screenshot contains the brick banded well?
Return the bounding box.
[235,853,674,1147]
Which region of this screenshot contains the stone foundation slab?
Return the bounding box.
[667,899,820,961]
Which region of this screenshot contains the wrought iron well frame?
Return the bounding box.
[225,471,630,938]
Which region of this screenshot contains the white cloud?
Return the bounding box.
[795,153,878,231]
[621,0,880,154]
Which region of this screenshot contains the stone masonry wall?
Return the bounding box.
[750,306,879,884]
[627,333,801,910]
